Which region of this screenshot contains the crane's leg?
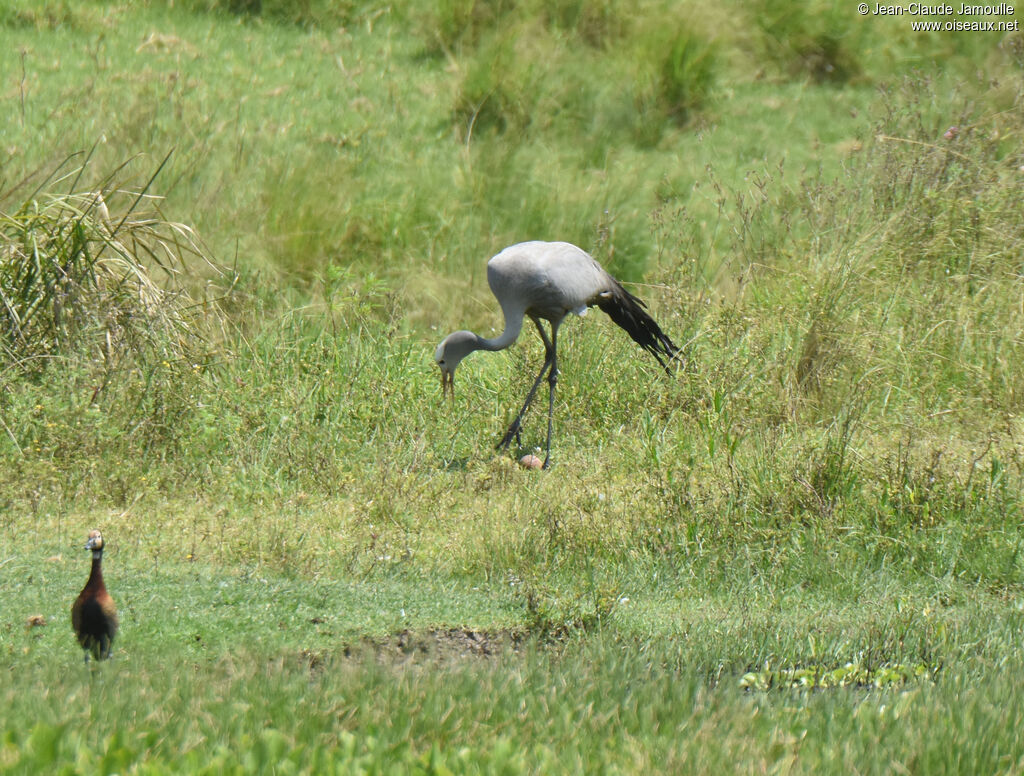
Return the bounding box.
[497,319,554,452]
[541,324,559,469]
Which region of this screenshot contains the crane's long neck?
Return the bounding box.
[476,303,524,352]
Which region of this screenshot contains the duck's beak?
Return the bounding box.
[440,368,454,399]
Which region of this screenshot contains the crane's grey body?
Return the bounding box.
[488,241,606,322]
[435,241,677,468]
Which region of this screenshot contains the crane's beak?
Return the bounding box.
[440,367,454,399]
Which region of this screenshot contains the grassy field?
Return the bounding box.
[3,0,1024,772]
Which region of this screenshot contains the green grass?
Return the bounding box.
[3,0,1024,772]
[5,555,1024,772]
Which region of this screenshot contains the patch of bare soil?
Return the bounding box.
[360,628,526,665]
[298,628,527,676]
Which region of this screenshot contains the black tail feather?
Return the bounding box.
[595,282,678,374]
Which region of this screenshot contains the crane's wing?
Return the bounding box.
[595,280,678,373]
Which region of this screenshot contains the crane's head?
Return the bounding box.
[85,530,105,554]
[434,330,479,398]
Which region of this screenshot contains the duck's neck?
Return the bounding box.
[86,551,104,589]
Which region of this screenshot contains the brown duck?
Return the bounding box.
[71,530,118,661]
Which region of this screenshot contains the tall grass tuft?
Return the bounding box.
[655,31,718,125]
[0,154,224,376]
[153,0,368,28]
[752,0,865,83]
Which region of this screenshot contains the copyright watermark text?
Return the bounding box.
[857,3,1021,30]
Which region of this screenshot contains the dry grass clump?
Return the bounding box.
[0,155,224,375]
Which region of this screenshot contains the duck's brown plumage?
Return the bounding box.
[71,530,118,661]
